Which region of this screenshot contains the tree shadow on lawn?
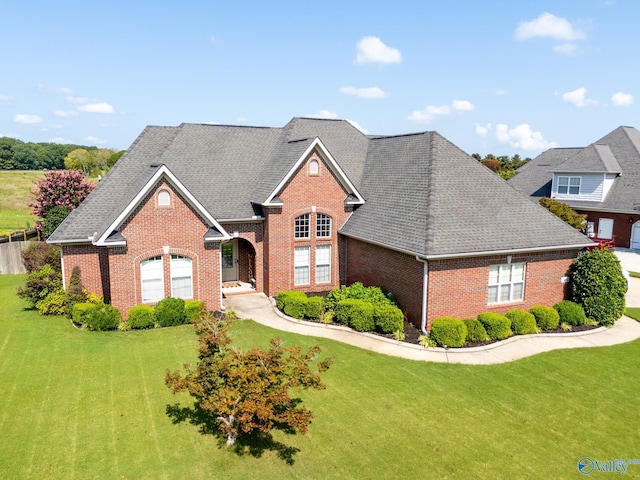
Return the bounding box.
[165,403,300,465]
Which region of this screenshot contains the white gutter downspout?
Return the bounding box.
[416,256,429,335]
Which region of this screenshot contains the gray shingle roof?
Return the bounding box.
[49,118,590,256]
[509,126,640,214]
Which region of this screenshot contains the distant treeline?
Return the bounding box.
[0,137,99,170]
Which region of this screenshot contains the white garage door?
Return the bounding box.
[632,222,640,250]
[597,218,614,239]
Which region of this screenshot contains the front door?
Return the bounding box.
[221,240,238,282]
[632,223,640,250]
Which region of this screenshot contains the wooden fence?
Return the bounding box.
[0,229,40,274]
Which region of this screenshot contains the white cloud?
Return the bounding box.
[495,123,557,151]
[54,109,79,118]
[77,102,115,114]
[562,87,597,107]
[475,123,491,137]
[14,114,43,124]
[354,36,402,65]
[495,89,507,96]
[0,94,13,105]
[553,43,579,56]
[611,91,634,106]
[515,12,587,41]
[49,136,74,144]
[306,109,339,119]
[340,86,389,99]
[452,99,475,111]
[85,135,106,144]
[346,119,368,134]
[38,85,74,96]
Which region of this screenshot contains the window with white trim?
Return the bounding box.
[294,214,310,239]
[488,263,525,304]
[294,246,310,285]
[170,255,193,299]
[158,189,171,206]
[141,256,164,302]
[309,159,319,175]
[315,245,331,283]
[316,213,332,238]
[557,176,581,195]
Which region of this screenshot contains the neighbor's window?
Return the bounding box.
[294,213,310,239]
[315,245,331,283]
[294,246,310,285]
[316,213,332,238]
[309,159,319,175]
[158,189,171,206]
[141,256,164,302]
[170,255,193,299]
[557,176,581,195]
[488,263,525,304]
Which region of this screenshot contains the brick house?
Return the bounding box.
[48,118,591,332]
[509,126,640,250]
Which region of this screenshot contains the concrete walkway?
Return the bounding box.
[223,249,640,364]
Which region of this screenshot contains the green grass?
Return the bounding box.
[625,307,640,322]
[630,271,640,278]
[0,170,43,234]
[2,274,640,479]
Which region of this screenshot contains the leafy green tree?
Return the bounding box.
[64,148,95,175]
[166,312,332,447]
[539,197,587,231]
[42,205,73,239]
[570,247,627,326]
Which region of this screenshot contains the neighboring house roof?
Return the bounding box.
[49,117,590,257]
[509,126,640,214]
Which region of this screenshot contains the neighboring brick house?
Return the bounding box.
[509,126,640,250]
[48,117,591,332]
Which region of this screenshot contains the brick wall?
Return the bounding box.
[61,244,110,300]
[346,237,579,331]
[263,151,353,296]
[218,222,263,290]
[106,179,222,317]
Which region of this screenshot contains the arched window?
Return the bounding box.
[316,213,332,237]
[158,189,171,206]
[141,256,164,302]
[170,255,193,299]
[309,159,319,175]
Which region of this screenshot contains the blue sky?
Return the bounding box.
[1,0,638,157]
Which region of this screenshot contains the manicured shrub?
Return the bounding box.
[21,241,61,274]
[374,304,404,334]
[37,289,68,316]
[506,309,538,335]
[477,312,512,340]
[429,317,467,348]
[72,302,96,327]
[336,299,375,332]
[325,282,392,311]
[304,296,324,319]
[462,318,488,343]
[554,300,587,326]
[84,304,121,331]
[154,297,187,327]
[128,305,156,329]
[529,305,560,331]
[276,290,307,318]
[325,285,350,311]
[185,300,206,322]
[570,247,627,326]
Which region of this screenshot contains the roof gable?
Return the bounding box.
[262,137,365,206]
[94,164,230,246]
[554,144,622,173]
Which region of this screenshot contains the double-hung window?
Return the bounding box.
[141,256,164,302]
[294,246,310,285]
[170,255,193,299]
[557,176,581,195]
[488,263,525,304]
[315,245,331,283]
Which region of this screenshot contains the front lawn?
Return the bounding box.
[625,307,640,322]
[1,274,640,479]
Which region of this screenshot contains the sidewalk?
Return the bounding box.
[223,249,640,364]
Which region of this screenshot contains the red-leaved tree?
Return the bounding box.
[166,312,332,447]
[29,170,94,234]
